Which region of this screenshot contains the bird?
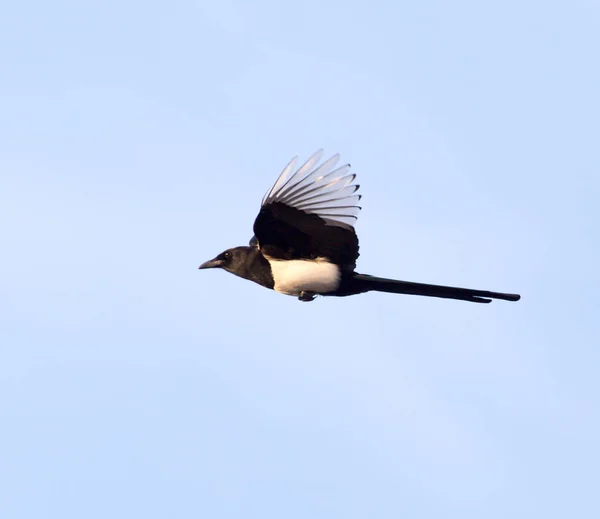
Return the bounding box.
[199,150,521,304]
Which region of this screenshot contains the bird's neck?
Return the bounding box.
[235,247,275,290]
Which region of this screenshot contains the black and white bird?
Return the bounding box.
[199,150,521,304]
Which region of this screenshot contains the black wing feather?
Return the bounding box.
[253,202,359,267]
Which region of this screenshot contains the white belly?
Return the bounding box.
[267,258,341,296]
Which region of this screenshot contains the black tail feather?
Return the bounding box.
[346,273,521,304]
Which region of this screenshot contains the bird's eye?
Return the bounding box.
[223,251,231,259]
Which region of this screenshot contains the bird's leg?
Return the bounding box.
[298,291,317,302]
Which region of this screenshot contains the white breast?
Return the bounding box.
[267,258,341,296]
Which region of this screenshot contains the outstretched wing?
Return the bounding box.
[252,150,361,268]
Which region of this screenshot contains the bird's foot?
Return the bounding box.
[298,291,317,302]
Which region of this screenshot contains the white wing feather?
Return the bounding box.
[261,150,362,229]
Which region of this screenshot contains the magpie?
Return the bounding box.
[199,150,521,304]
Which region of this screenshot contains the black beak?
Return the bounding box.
[198,257,224,270]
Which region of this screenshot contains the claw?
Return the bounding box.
[298,291,317,302]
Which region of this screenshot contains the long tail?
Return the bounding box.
[347,273,521,304]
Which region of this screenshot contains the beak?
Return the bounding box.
[198,257,224,270]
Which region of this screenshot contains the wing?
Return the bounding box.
[252,149,361,268]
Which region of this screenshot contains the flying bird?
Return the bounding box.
[199,150,520,304]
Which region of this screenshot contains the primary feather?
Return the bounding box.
[261,149,361,230]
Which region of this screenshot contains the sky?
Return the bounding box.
[1,0,599,517]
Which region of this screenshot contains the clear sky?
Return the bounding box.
[1,1,599,517]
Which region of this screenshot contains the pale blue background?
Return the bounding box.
[1,1,599,517]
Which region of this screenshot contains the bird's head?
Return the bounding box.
[198,246,250,275]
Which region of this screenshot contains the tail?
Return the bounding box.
[346,273,521,304]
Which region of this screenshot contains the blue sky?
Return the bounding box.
[1,1,599,517]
